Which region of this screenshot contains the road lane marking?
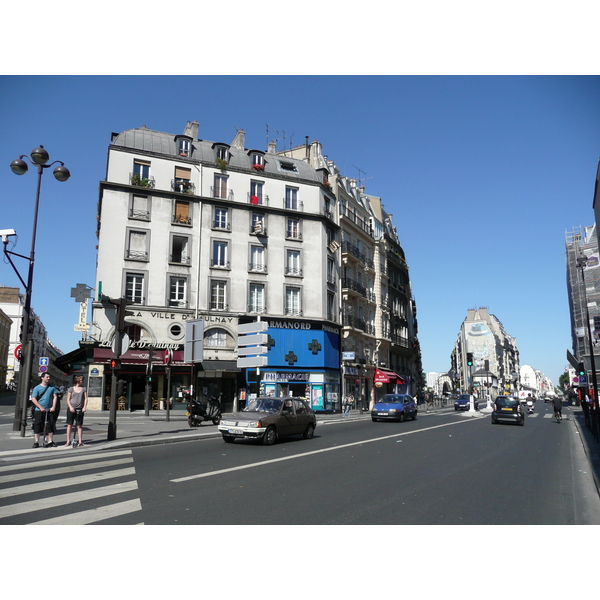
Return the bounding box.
[171,419,477,483]
[0,467,136,499]
[0,449,132,469]
[0,481,139,519]
[29,498,142,525]
[0,457,134,483]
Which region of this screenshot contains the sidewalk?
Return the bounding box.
[0,408,222,458]
[0,390,369,459]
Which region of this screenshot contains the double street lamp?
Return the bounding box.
[5,146,70,436]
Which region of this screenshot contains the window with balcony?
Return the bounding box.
[285,187,298,210]
[173,166,194,194]
[286,249,301,276]
[125,272,145,304]
[250,180,265,205]
[213,207,229,230]
[171,235,190,265]
[130,194,150,221]
[212,241,229,268]
[327,257,335,284]
[250,245,266,272]
[210,280,228,311]
[213,174,228,199]
[126,229,149,261]
[286,218,301,240]
[131,160,154,188]
[249,283,265,313]
[251,213,266,235]
[251,153,265,172]
[285,286,301,316]
[172,199,191,225]
[169,276,187,307]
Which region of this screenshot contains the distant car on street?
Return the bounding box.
[491,395,524,426]
[454,394,478,411]
[218,396,316,445]
[371,394,417,422]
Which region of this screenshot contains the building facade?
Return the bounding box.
[450,307,520,398]
[84,123,342,411]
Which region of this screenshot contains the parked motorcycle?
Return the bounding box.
[187,393,222,427]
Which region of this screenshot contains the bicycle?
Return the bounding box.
[554,409,562,423]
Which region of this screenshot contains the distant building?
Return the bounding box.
[450,307,519,398]
[0,307,12,389]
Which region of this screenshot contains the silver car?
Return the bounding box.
[218,396,317,445]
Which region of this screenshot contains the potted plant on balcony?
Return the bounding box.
[216,158,228,171]
[252,163,265,172]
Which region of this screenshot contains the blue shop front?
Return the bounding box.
[244,318,341,412]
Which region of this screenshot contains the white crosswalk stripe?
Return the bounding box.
[0,450,142,524]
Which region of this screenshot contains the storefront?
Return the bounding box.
[373,368,406,401]
[242,317,341,412]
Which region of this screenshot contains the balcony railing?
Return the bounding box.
[212,220,231,231]
[342,314,366,332]
[211,259,230,269]
[129,208,150,220]
[171,179,195,195]
[285,267,303,276]
[211,187,234,201]
[249,263,268,273]
[172,214,192,226]
[170,255,191,265]
[286,230,302,240]
[248,305,267,314]
[285,308,303,317]
[130,173,155,189]
[248,193,269,206]
[341,276,366,296]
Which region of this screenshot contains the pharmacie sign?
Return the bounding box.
[263,372,310,382]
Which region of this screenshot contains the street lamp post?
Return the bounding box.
[6,146,70,436]
[577,254,600,441]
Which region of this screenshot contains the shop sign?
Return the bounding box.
[263,372,310,382]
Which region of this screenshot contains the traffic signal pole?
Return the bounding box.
[108,331,121,441]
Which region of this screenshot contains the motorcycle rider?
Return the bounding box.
[526,392,535,413]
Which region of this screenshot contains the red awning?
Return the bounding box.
[94,348,186,366]
[374,368,405,384]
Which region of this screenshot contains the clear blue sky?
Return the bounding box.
[1,75,599,385]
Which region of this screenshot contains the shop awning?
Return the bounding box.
[374,368,405,384]
[198,360,241,372]
[94,348,187,366]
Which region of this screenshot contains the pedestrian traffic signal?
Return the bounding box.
[466,353,473,367]
[110,358,121,370]
[578,362,585,377]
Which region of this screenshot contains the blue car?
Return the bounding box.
[454,394,479,411]
[371,394,418,422]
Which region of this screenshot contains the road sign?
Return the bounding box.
[237,355,268,368]
[566,350,579,370]
[579,375,588,386]
[39,357,49,366]
[238,333,268,346]
[164,349,173,365]
[39,365,48,373]
[184,319,204,363]
[238,321,268,335]
[237,345,269,356]
[14,344,22,360]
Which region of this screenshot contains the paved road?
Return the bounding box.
[2,402,598,525]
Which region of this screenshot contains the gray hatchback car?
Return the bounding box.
[491,395,524,426]
[218,396,317,445]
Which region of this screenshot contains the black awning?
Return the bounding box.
[198,360,240,372]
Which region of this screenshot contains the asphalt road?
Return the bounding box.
[1,403,599,525]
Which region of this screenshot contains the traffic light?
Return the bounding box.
[110,358,121,370]
[100,295,135,332]
[466,353,473,367]
[578,362,585,377]
[117,379,126,396]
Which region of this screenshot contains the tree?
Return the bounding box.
[558,371,569,391]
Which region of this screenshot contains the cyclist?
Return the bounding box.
[551,396,563,422]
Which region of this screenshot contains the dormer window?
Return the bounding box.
[251,153,265,172]
[215,145,229,161]
[179,139,190,157]
[279,160,297,173]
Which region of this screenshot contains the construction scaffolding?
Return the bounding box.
[565,224,600,366]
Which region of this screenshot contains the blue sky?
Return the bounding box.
[1,75,599,385]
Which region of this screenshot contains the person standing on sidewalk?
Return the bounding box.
[30,373,58,448]
[64,376,88,447]
[343,393,353,417]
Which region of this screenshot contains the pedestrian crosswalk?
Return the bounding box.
[0,449,143,524]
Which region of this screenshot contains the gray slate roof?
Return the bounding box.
[112,127,322,184]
